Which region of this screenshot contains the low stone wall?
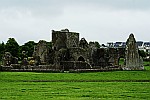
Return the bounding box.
[1,66,13,71]
[1,65,58,72]
[69,68,122,72]
[11,69,61,72]
[60,61,92,70]
[0,62,122,72]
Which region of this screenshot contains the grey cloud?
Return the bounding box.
[0,0,150,44]
[0,0,150,19]
[1,0,150,10]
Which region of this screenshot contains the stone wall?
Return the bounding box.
[60,61,92,71]
[33,40,50,64]
[91,48,125,67]
[124,34,144,70]
[52,29,79,50]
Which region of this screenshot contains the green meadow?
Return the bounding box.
[0,63,150,100]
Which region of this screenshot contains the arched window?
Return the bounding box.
[78,56,85,62]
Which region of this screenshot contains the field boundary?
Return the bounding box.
[17,80,150,82]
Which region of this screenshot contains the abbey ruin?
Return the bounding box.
[0,29,144,72]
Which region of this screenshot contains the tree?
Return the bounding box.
[5,38,19,57]
[20,41,36,57]
[139,50,147,58]
[0,42,5,61]
[47,41,52,49]
[0,42,5,52]
[95,41,100,48]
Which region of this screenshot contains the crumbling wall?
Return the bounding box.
[124,34,144,70]
[91,48,125,68]
[33,40,49,64]
[52,29,79,50]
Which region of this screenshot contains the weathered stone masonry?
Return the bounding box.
[0,29,144,72]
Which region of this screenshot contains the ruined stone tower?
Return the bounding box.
[124,33,144,70]
[52,29,79,50]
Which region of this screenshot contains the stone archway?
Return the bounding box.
[118,56,125,66]
[78,56,85,62]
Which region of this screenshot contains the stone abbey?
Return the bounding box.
[1,29,144,72]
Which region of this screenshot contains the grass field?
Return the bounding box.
[0,64,150,100]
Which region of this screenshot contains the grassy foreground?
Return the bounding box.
[0,66,150,100]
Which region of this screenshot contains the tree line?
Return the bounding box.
[0,38,36,61]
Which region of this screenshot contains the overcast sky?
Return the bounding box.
[0,0,150,45]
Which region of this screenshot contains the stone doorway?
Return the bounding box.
[78,56,85,62]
